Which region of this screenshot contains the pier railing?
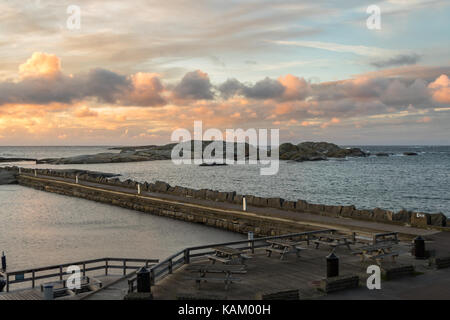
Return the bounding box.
[144,229,335,289]
[3,257,159,292]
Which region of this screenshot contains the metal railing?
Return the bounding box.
[3,257,158,292]
[136,229,335,291]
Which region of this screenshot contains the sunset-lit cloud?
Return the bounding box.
[0,0,449,145]
[0,52,449,145]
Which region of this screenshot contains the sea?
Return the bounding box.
[0,145,449,270]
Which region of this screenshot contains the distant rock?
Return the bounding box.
[37,140,257,165]
[35,140,366,165]
[0,157,36,163]
[403,152,418,156]
[277,142,366,162]
[199,162,228,167]
[376,152,390,157]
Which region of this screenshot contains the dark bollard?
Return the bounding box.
[326,252,339,278]
[0,277,6,293]
[136,267,151,293]
[1,252,6,271]
[414,236,426,259]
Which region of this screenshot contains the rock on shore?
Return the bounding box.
[277,142,366,162]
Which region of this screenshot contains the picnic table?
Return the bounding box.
[207,246,250,265]
[313,234,353,251]
[352,243,399,265]
[265,239,307,260]
[185,264,246,290]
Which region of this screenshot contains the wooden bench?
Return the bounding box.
[365,252,399,265]
[373,232,399,245]
[207,255,231,264]
[186,264,247,274]
[185,276,241,290]
[265,240,306,260]
[313,235,352,251]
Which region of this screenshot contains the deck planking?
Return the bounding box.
[151,242,420,300]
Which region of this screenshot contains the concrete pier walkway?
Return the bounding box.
[19,173,439,237]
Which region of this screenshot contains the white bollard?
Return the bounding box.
[75,175,79,184]
[34,169,37,177]
[137,184,141,195]
[243,196,247,212]
[18,167,21,174]
[248,231,254,248]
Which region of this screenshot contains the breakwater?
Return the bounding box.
[1,166,448,233]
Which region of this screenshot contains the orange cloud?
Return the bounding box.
[428,74,450,104]
[126,72,166,106]
[74,106,98,118]
[321,117,340,128]
[278,74,310,100]
[19,52,61,79]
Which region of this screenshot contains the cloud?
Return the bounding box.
[218,77,285,100]
[173,70,214,100]
[278,74,311,100]
[0,53,166,107]
[19,52,61,79]
[428,74,450,104]
[124,72,166,106]
[74,106,98,118]
[242,77,285,99]
[272,40,397,57]
[371,54,421,68]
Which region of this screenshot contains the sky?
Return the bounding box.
[0,0,449,146]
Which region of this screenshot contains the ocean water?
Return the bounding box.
[1,145,449,215]
[0,185,243,271]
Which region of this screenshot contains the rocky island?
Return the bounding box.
[25,141,367,165]
[276,142,366,162]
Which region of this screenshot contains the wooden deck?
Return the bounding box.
[0,275,124,300]
[151,242,420,300]
[0,288,43,300]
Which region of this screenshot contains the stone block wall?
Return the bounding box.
[5,166,447,230]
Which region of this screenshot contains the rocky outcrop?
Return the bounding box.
[403,152,418,156]
[0,157,36,163]
[35,140,367,165]
[277,142,366,162]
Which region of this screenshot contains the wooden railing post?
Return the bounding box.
[6,274,9,292]
[123,260,126,275]
[184,249,190,264]
[168,259,173,274]
[32,271,35,288]
[59,266,63,280]
[82,263,86,277]
[150,268,155,285]
[105,259,109,275]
